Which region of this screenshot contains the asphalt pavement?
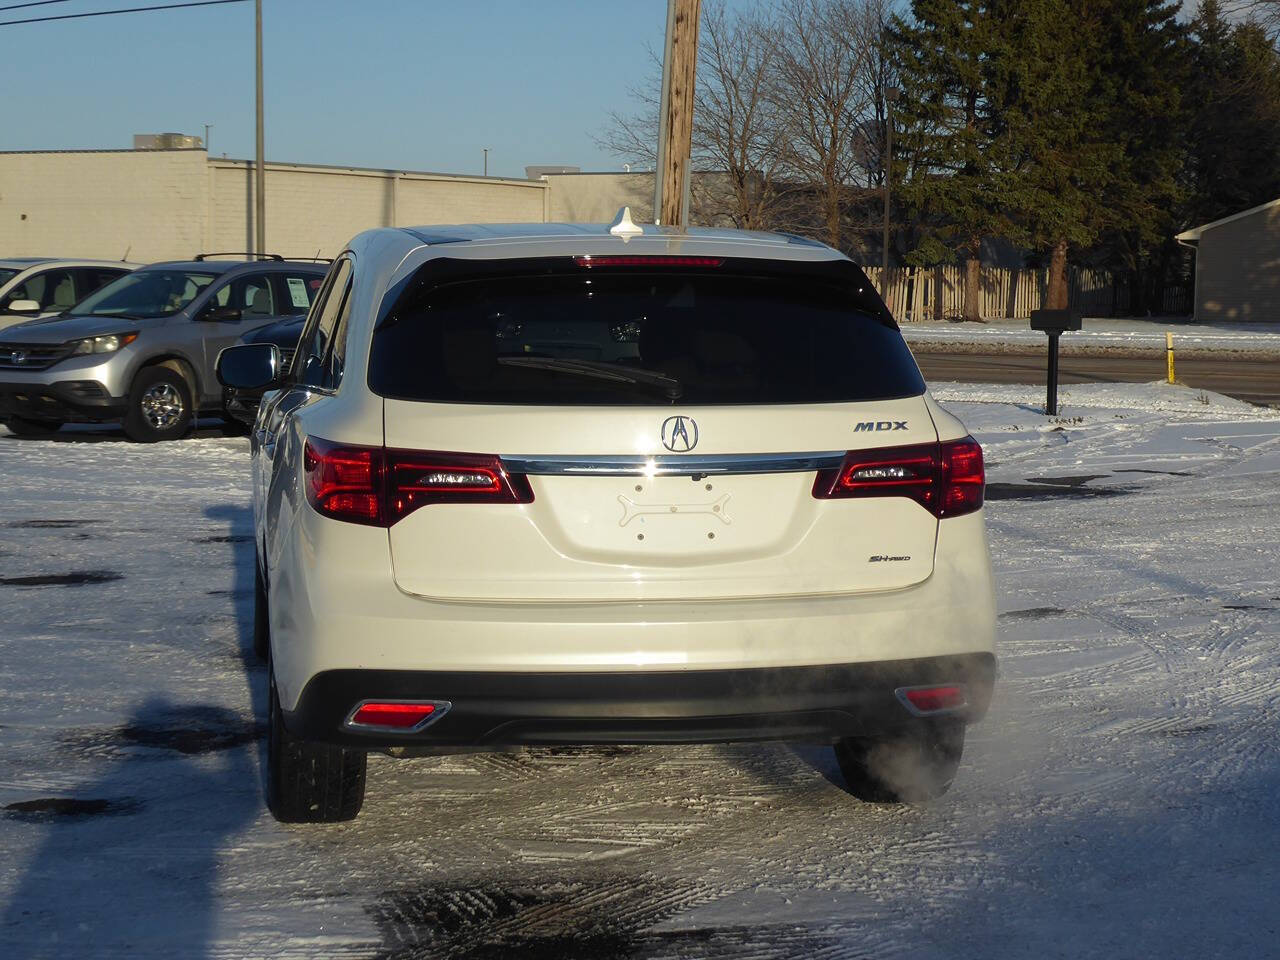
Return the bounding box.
[915,351,1280,406]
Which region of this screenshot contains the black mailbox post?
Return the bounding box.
[1029,308,1082,415]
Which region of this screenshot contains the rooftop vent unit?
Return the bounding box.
[134,133,203,150]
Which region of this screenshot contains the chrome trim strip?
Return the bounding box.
[503,451,846,477]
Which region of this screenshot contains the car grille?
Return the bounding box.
[0,343,70,371]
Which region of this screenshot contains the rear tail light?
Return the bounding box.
[345,700,451,732]
[896,685,968,715]
[303,438,533,527]
[938,437,984,517]
[812,436,984,518]
[385,451,534,522]
[303,440,382,526]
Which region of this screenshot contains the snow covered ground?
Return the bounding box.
[1,382,1278,959]
[902,317,1280,356]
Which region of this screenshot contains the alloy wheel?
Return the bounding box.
[139,381,185,430]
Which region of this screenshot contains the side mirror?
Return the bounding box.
[202,305,243,323]
[6,299,40,314]
[216,342,281,390]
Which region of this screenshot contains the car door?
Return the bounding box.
[196,272,284,403]
[256,256,353,567]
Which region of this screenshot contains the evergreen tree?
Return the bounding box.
[1185,0,1280,227]
[894,0,1188,314]
[890,0,1012,320]
[1088,0,1187,314]
[987,0,1121,309]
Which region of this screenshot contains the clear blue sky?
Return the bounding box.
[2,0,1205,178]
[0,0,685,178]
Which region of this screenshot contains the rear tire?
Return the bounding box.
[835,720,965,803]
[252,559,269,662]
[267,659,366,823]
[123,365,193,442]
[4,416,63,438]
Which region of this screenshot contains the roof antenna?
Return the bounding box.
[121,245,131,262]
[609,206,643,241]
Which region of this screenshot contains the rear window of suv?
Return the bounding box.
[369,258,925,405]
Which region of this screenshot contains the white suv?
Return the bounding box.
[217,217,997,822]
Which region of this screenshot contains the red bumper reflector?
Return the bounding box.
[348,702,437,729]
[899,685,967,714]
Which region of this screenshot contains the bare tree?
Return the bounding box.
[769,0,886,250]
[690,2,794,229]
[1230,1,1280,34]
[599,2,793,230]
[600,0,896,245]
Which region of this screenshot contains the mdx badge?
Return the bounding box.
[854,421,908,432]
[661,415,698,452]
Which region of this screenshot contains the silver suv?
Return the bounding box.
[0,256,327,441]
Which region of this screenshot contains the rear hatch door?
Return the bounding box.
[374,255,938,602]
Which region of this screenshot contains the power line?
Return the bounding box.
[0,0,246,26]
[0,1,72,12]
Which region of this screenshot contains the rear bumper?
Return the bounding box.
[283,652,996,748]
[0,380,125,422]
[268,506,998,714]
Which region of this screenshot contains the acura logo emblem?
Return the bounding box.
[660,415,698,452]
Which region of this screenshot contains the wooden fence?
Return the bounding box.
[862,265,1190,321]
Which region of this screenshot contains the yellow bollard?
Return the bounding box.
[1166,331,1175,384]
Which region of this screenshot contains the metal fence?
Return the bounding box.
[863,265,1191,321]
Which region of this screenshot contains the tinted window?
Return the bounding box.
[294,257,352,389]
[325,281,354,387]
[0,268,18,287]
[369,261,923,405]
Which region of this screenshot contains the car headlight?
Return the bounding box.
[69,333,139,355]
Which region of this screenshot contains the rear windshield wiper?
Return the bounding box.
[497,356,684,400]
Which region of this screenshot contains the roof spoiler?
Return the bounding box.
[193,252,284,262]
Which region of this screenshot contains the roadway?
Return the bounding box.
[913,352,1280,406]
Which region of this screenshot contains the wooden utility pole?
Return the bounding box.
[653,0,701,228]
[882,87,899,296]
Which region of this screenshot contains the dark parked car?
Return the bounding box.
[221,313,308,427]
